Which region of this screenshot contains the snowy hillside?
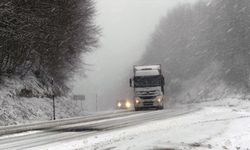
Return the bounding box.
[141,0,250,104]
[0,76,85,126]
[168,62,242,104]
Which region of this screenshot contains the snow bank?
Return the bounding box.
[0,76,85,126]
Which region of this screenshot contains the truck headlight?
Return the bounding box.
[156,96,163,103]
[135,97,141,104]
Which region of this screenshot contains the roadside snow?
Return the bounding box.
[0,131,43,140]
[44,98,250,150]
[0,77,86,126]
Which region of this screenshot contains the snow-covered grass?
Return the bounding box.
[169,61,248,106]
[0,76,86,126]
[45,97,250,150]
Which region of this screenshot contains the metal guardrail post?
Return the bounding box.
[51,79,56,120]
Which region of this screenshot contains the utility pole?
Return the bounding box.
[51,79,56,120]
[81,98,83,111]
[96,94,98,111]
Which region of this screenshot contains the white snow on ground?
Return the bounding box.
[0,76,86,126]
[42,98,250,150]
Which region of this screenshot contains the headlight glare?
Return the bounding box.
[135,97,141,104]
[156,96,163,103]
[125,101,131,108]
[117,102,122,107]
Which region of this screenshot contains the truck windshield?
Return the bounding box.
[134,75,162,88]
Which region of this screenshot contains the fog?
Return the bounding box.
[73,0,197,111]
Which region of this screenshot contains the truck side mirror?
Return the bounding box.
[162,76,165,86]
[129,78,132,87]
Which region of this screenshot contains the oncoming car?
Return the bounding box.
[116,99,133,110]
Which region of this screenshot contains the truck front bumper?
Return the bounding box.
[135,100,163,109]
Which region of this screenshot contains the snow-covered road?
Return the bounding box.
[0,107,197,150]
[73,98,249,150]
[1,98,250,150]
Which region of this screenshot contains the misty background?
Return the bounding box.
[142,0,250,103]
[73,0,197,111]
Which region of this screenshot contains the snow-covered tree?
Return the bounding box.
[0,0,99,95]
[142,0,250,99]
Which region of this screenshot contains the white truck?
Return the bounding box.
[129,65,165,111]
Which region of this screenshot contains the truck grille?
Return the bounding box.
[143,101,154,106]
[140,96,156,99]
[136,90,160,97]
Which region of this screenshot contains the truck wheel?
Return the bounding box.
[158,106,164,110]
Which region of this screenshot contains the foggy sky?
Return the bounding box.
[73,0,197,111]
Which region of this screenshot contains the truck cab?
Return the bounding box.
[130,65,165,111]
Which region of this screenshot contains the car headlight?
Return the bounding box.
[117,102,122,107]
[125,101,131,108]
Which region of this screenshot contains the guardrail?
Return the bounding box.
[0,110,131,136]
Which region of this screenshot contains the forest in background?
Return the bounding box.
[142,0,250,101]
[0,0,99,95]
